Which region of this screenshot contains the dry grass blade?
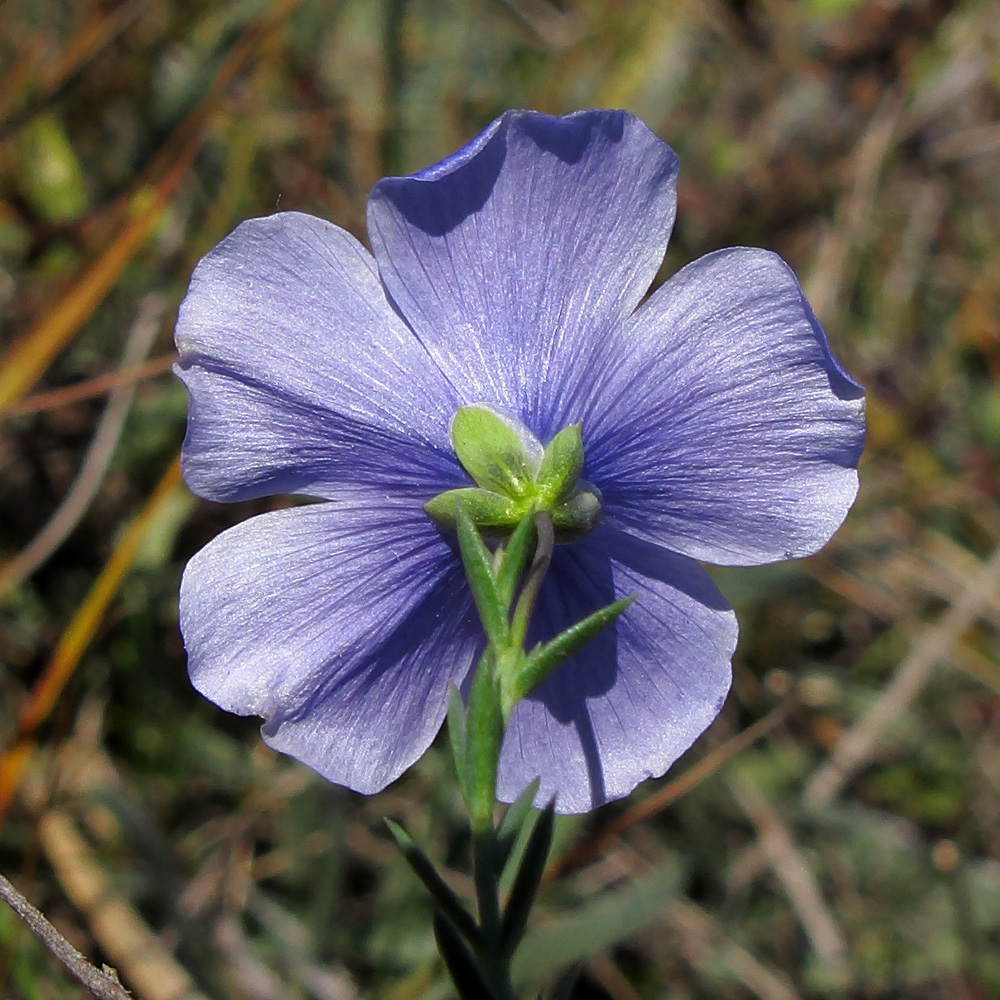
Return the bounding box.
[0,0,302,417]
[0,294,166,594]
[497,0,580,48]
[0,40,46,130]
[15,741,210,1000]
[0,0,146,132]
[35,1,146,97]
[39,809,211,1000]
[7,353,178,417]
[594,0,691,108]
[805,544,1000,809]
[586,952,643,1000]
[729,774,849,979]
[666,899,804,1000]
[804,90,904,325]
[0,156,193,416]
[0,457,184,820]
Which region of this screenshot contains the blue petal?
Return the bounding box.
[175,212,462,503]
[582,248,866,566]
[179,500,480,795]
[367,110,679,440]
[497,526,737,813]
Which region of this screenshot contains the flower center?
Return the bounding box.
[425,405,601,542]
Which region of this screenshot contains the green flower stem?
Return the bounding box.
[436,503,630,998]
[495,513,537,609]
[466,650,503,832]
[447,510,557,998]
[508,511,554,655]
[473,825,517,1000]
[461,510,552,831]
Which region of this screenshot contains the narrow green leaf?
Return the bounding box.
[452,405,540,497]
[447,684,470,805]
[465,653,503,831]
[504,596,635,711]
[433,912,500,1000]
[500,597,635,717]
[500,800,555,957]
[512,859,682,984]
[496,778,541,874]
[495,512,536,609]
[457,508,509,646]
[384,820,482,946]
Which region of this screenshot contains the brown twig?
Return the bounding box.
[0,870,133,1000]
[7,353,177,417]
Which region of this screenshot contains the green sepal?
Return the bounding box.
[496,778,542,875]
[495,513,537,610]
[447,684,470,807]
[500,799,556,958]
[433,912,500,1000]
[536,423,584,505]
[385,820,482,947]
[452,406,540,498]
[465,651,503,832]
[425,487,524,535]
[502,596,635,713]
[456,508,509,646]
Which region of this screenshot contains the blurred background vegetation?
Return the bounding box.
[1,0,999,997]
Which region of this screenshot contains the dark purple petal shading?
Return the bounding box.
[367,110,679,440]
[583,248,866,566]
[179,501,480,795]
[175,212,463,504]
[496,526,737,813]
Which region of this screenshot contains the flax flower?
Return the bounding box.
[176,110,864,813]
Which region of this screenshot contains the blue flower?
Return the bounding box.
[176,109,865,813]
